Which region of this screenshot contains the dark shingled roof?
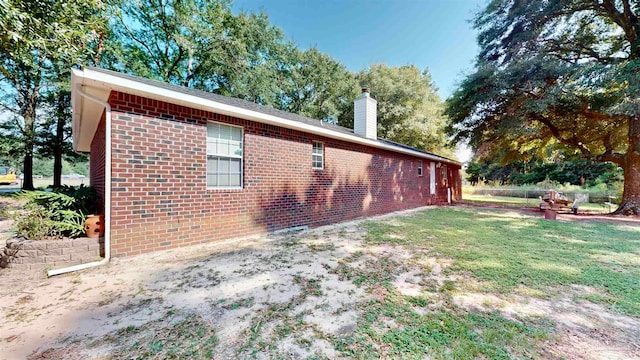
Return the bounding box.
[88,66,458,164]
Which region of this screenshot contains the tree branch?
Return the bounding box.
[119,15,164,75]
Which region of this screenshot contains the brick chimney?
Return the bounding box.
[354,88,377,140]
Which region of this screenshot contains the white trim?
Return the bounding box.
[206,121,244,189]
[312,140,324,170]
[49,84,112,276]
[418,160,423,177]
[72,68,461,166]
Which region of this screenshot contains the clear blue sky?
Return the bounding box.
[233,0,486,99]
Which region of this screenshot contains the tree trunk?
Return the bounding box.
[614,115,640,215]
[22,151,34,191]
[52,92,66,188]
[21,104,36,191]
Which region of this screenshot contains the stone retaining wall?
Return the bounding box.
[0,237,104,271]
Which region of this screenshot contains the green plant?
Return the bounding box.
[48,184,98,215]
[12,203,51,240]
[11,186,98,239]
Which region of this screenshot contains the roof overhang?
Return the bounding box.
[71,67,461,165]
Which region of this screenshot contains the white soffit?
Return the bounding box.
[71,68,461,165]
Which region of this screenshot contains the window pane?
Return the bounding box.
[229,140,242,155]
[217,140,230,156]
[219,158,229,172]
[207,123,224,139]
[313,142,323,154]
[219,125,231,140]
[207,157,218,172]
[207,139,218,155]
[229,174,241,187]
[231,127,242,141]
[230,158,241,172]
[207,174,217,186]
[219,174,229,186]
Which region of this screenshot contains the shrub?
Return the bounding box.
[11,186,98,240]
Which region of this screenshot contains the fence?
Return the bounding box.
[464,187,618,205]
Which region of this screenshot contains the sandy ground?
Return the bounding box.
[0,205,639,359]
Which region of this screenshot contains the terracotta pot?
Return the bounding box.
[84,214,105,238]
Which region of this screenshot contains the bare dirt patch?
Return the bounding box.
[0,205,638,359]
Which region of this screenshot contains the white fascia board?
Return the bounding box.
[71,69,83,151]
[76,68,461,166]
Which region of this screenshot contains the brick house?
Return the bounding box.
[71,67,462,258]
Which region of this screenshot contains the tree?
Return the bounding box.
[279,47,357,122]
[0,0,108,189]
[111,0,226,86]
[341,64,451,155]
[447,0,640,214]
[112,0,356,123]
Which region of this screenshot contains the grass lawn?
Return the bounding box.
[343,207,640,358]
[463,193,618,213]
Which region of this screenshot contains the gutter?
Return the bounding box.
[48,84,112,276]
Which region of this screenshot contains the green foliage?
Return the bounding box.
[110,0,357,124]
[47,184,98,215]
[12,185,98,239]
[446,0,640,211]
[0,0,109,189]
[467,158,623,188]
[278,47,356,123]
[340,64,451,155]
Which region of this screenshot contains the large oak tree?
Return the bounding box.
[447,0,640,214]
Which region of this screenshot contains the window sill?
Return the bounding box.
[206,186,244,191]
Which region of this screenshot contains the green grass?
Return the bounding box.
[102,312,218,359]
[364,207,640,317]
[328,248,551,359]
[463,194,616,212]
[334,207,640,358]
[333,293,551,360]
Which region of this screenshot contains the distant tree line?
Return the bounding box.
[466,159,622,188]
[0,0,452,189]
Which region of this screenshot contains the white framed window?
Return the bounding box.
[418,160,423,176]
[312,141,324,170]
[207,122,243,189]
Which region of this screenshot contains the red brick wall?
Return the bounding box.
[433,163,463,203]
[107,91,461,257]
[90,114,106,214]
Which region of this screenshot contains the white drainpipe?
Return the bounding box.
[48,85,112,276]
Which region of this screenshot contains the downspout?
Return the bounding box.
[48,85,111,276]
